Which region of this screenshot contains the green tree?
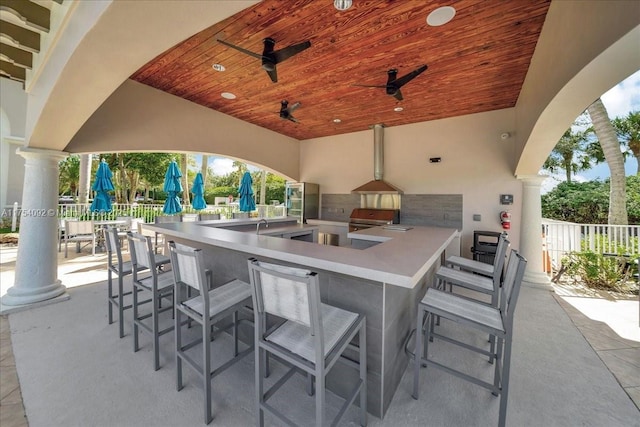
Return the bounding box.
[587,98,628,225]
[612,110,640,175]
[59,155,80,197]
[543,128,591,183]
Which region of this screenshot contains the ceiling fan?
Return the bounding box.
[217,37,311,83]
[353,64,428,101]
[279,100,301,123]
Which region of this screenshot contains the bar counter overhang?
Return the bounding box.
[144,218,459,418]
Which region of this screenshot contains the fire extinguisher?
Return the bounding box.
[500,211,511,230]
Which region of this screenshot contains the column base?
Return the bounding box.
[1,280,68,310]
[522,270,552,290]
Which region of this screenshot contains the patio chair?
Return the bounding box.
[412,250,527,427]
[247,258,367,427]
[198,213,221,221]
[104,227,170,339]
[128,232,175,370]
[169,241,253,424]
[58,218,77,252]
[64,219,96,258]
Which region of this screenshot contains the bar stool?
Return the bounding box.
[412,251,527,427]
[104,227,170,338]
[247,258,367,427]
[169,241,254,425]
[128,232,176,370]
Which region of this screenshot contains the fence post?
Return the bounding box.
[11,201,18,231]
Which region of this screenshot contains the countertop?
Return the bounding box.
[144,220,458,289]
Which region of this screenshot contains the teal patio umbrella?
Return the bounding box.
[238,171,255,212]
[90,159,114,213]
[162,160,183,215]
[191,172,207,210]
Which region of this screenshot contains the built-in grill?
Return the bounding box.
[349,208,400,232]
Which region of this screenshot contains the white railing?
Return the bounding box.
[542,219,640,273]
[2,203,286,227]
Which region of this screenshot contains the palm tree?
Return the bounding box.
[59,155,80,198]
[587,98,628,225]
[543,128,591,182]
[180,153,190,205]
[613,111,640,175]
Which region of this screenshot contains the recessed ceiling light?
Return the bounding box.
[333,118,342,123]
[427,6,456,27]
[394,107,404,112]
[221,92,236,99]
[334,0,352,11]
[212,63,225,72]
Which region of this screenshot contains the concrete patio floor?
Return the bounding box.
[0,244,639,426]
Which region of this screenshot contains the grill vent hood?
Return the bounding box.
[351,124,404,194]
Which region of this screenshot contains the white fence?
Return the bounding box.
[2,203,286,229]
[542,219,640,273]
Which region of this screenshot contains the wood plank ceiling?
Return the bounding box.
[133,0,550,140]
[0,0,63,83]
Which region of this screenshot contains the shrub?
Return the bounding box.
[562,251,634,291]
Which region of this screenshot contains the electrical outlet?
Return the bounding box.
[473,214,481,221]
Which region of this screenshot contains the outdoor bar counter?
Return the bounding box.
[144,218,459,418]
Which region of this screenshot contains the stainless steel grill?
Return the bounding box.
[349,208,400,232]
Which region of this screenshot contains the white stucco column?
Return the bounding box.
[2,147,69,307]
[517,174,551,288]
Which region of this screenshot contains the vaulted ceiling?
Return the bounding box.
[131,0,551,141]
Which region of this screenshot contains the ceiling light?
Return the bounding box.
[221,92,236,99]
[212,64,225,72]
[394,107,403,112]
[334,0,352,11]
[427,6,456,26]
[333,118,342,123]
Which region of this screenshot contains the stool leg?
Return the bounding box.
[107,270,114,324]
[119,274,125,338]
[412,307,424,400]
[359,321,367,427]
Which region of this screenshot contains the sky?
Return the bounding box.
[197,70,640,186]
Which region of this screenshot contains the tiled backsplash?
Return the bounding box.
[320,193,462,229]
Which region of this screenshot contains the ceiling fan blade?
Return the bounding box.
[272,40,311,64]
[393,89,404,101]
[217,39,264,60]
[394,64,428,88]
[288,102,301,112]
[266,67,278,83]
[288,116,299,123]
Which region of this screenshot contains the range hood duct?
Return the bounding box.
[352,124,404,194]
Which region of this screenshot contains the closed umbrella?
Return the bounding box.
[90,159,114,213]
[238,171,256,212]
[191,172,207,210]
[162,160,183,215]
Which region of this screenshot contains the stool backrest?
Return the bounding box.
[198,213,221,221]
[128,232,155,271]
[492,235,510,284]
[248,259,319,333]
[499,250,527,329]
[104,226,124,268]
[155,215,182,224]
[168,242,208,294]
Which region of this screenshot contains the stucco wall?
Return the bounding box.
[300,108,522,256]
[0,79,27,208]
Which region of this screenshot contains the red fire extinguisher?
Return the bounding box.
[500,211,511,230]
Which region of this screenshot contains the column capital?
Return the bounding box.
[516,174,548,186]
[17,146,68,162]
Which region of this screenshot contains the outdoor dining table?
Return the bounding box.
[94,219,130,252]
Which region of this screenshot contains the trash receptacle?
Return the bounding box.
[471,231,502,265]
[318,232,339,246]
